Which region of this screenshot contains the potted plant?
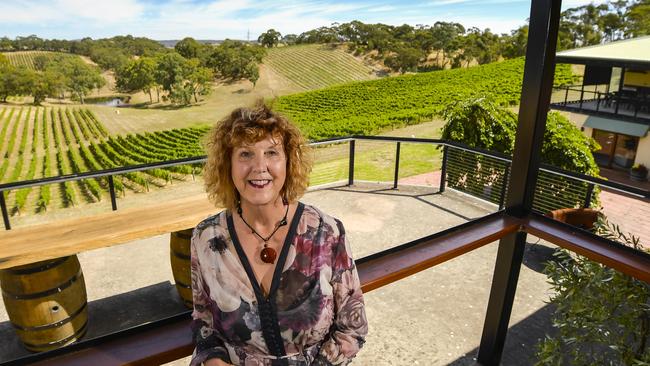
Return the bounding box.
[630,164,648,181]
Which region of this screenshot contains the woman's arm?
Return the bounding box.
[189,228,233,366]
[313,219,368,365]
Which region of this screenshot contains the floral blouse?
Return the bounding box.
[190,202,368,366]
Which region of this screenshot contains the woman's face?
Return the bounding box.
[231,135,287,208]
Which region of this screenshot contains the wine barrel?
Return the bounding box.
[0,255,88,352]
[547,208,601,230]
[170,229,193,308]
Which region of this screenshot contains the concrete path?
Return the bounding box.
[1,182,558,365]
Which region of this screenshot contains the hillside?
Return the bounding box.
[263,44,376,90]
[1,51,78,69]
[275,57,575,140]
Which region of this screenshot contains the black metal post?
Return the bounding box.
[439,146,448,193]
[477,0,561,364]
[584,183,595,208]
[393,142,401,189]
[564,86,569,105]
[108,176,118,211]
[596,92,600,111]
[1,192,10,230]
[579,84,585,109]
[348,140,355,186]
[498,163,510,210]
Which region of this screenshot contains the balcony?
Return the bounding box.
[551,84,650,124]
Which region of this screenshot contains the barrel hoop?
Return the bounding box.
[2,257,70,275]
[21,319,88,350]
[173,231,193,240]
[11,302,87,332]
[1,269,82,300]
[172,249,191,260]
[175,280,191,289]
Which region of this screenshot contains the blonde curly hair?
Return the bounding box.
[203,102,312,211]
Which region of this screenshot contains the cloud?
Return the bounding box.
[0,0,144,24]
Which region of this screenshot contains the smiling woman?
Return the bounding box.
[192,102,368,365]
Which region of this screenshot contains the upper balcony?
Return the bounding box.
[550,36,650,125]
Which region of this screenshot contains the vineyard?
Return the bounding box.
[1,51,76,70]
[264,44,375,90]
[0,105,208,216]
[275,57,576,140]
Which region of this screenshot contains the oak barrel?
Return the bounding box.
[0,255,88,352]
[170,229,193,308]
[547,208,601,230]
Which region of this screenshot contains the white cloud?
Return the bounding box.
[0,0,144,24]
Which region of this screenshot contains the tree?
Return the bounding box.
[258,29,282,48]
[0,58,18,102]
[536,218,650,365]
[626,0,650,37]
[206,40,265,81]
[51,56,105,104]
[186,59,213,103]
[431,22,465,68]
[175,37,204,59]
[116,57,158,103]
[384,47,423,74]
[502,25,528,59]
[26,69,65,105]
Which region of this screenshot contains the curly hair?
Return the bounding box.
[203,102,312,210]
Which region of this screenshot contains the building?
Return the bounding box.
[552,36,650,171]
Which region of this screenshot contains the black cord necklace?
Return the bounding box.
[237,202,289,264]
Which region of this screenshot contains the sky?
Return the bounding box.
[0,0,604,41]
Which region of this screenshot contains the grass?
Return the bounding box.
[310,119,444,185]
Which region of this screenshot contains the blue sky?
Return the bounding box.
[0,0,603,41]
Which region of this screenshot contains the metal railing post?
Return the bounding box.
[584,183,595,208]
[439,146,448,193]
[108,176,118,211]
[564,86,569,105]
[1,192,11,230]
[498,163,510,210]
[393,142,401,189]
[348,140,355,186]
[579,84,585,110]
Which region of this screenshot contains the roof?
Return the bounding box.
[584,115,649,137]
[556,36,650,69]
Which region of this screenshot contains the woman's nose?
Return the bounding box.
[252,154,267,172]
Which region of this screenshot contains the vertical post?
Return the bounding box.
[615,68,625,114]
[564,86,569,105]
[579,84,585,109]
[348,140,355,186]
[584,183,595,208]
[477,0,561,364]
[108,176,118,211]
[393,142,401,189]
[0,191,11,230]
[439,145,448,193]
[498,163,510,210]
[596,92,600,111]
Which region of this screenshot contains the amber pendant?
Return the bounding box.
[260,246,277,264]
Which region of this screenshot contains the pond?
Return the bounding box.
[87,96,131,107]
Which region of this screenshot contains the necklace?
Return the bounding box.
[237,202,289,264]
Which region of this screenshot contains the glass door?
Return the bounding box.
[592,129,617,167]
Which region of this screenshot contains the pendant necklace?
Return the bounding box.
[237,202,289,264]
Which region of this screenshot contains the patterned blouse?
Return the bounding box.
[190,202,368,366]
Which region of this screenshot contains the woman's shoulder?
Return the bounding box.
[193,209,228,240]
[301,203,344,236]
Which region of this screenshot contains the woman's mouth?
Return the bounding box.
[248,179,271,188]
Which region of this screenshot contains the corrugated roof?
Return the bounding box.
[556,36,650,67]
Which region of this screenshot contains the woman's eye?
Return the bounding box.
[239,151,252,158]
[266,150,278,156]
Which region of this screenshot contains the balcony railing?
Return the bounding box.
[551,84,650,123]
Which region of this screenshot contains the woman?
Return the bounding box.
[190,103,368,366]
